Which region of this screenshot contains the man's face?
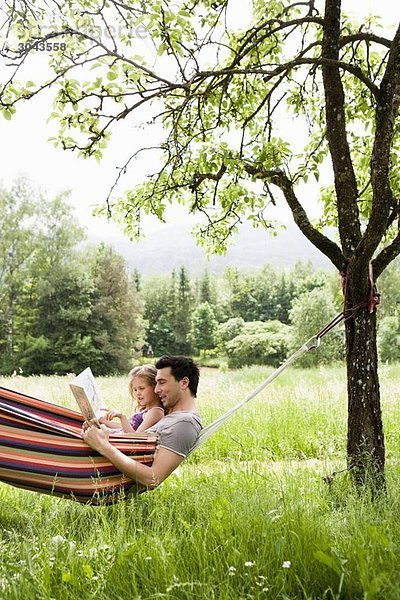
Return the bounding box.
[155,367,184,410]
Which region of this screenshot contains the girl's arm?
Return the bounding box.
[119,414,135,433]
[99,408,122,429]
[101,409,135,433]
[99,419,122,430]
[136,407,165,432]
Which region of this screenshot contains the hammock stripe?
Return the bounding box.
[0,386,158,504]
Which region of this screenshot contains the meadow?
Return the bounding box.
[0,364,400,599]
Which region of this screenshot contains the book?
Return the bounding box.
[69,367,105,424]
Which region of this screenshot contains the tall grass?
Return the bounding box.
[0,365,400,599]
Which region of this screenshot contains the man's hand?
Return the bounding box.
[82,421,184,487]
[82,422,111,452]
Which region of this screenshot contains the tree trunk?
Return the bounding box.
[345,305,385,488]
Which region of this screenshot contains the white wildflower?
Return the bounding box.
[244,561,255,567]
[51,534,66,546]
[282,560,291,569]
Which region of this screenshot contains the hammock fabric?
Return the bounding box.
[0,386,158,505]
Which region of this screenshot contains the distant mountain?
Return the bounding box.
[90,220,334,275]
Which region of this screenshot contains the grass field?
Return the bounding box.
[0,364,399,599]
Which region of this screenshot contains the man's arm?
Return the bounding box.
[82,424,184,487]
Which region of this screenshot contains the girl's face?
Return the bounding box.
[132,376,157,408]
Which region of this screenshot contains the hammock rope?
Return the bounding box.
[190,327,334,451]
[0,309,349,503]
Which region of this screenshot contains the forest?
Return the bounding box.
[2,179,399,377]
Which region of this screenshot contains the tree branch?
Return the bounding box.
[372,230,400,278]
[244,164,346,271]
[321,0,362,256]
[357,23,400,262]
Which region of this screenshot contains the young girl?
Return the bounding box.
[100,364,164,433]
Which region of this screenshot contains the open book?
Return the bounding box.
[69,367,105,424]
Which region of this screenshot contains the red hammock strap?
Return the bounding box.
[316,262,380,342]
[315,311,346,340]
[340,261,380,314]
[367,261,380,313]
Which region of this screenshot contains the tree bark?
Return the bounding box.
[345,272,385,488]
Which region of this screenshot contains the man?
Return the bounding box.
[82,355,202,488]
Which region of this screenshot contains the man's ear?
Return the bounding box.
[180,376,189,390]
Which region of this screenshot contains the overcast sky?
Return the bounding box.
[1,0,399,243]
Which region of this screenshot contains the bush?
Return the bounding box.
[378,316,400,362]
[225,320,291,368]
[215,317,245,350]
[289,287,345,367]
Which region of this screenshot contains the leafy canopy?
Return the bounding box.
[1,1,400,270]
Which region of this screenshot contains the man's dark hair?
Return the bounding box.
[155,355,200,397]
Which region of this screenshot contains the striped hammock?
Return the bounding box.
[0,386,158,505]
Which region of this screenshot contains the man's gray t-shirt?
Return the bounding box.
[147,411,202,458]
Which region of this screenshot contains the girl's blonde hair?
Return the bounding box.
[128,364,161,410]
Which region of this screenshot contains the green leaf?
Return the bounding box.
[313,550,342,576]
[134,15,147,25]
[157,42,167,56]
[83,563,94,578]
